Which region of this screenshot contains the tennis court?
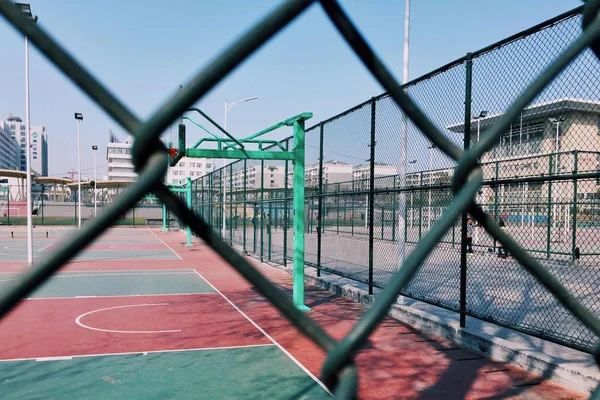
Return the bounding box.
[0,228,586,399]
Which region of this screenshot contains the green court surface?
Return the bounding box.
[0,345,329,399]
[0,270,214,298]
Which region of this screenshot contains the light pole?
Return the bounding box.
[92,145,98,217]
[397,0,410,266]
[75,113,83,229]
[549,116,565,236]
[16,3,37,266]
[473,110,488,143]
[222,96,258,238]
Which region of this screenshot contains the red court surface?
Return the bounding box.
[0,294,269,360]
[0,228,588,399]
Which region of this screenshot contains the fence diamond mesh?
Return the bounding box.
[2,1,600,398]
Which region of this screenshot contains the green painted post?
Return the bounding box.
[336,184,340,234]
[381,206,384,240]
[418,173,423,240]
[283,143,288,266]
[162,203,167,232]
[292,120,309,311]
[368,98,376,294]
[392,176,396,242]
[572,151,578,261]
[546,155,553,258]
[229,164,233,245]
[185,177,192,247]
[351,181,355,236]
[316,127,323,276]
[268,201,272,260]
[243,160,247,254]
[41,185,44,225]
[493,162,499,252]
[260,160,264,262]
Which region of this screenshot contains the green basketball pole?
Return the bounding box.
[170,111,312,311]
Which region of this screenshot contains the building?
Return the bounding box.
[106,135,136,181]
[225,165,285,191]
[4,114,48,176]
[0,121,20,170]
[107,134,214,183]
[447,98,600,205]
[353,164,399,191]
[166,159,213,185]
[288,160,354,189]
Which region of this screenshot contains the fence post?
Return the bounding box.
[368,97,376,294]
[546,155,553,258]
[459,52,473,328]
[260,160,264,262]
[317,124,324,276]
[41,185,44,225]
[282,142,288,265]
[336,183,340,234]
[392,176,396,242]
[229,164,233,245]
[572,151,578,261]
[6,187,9,225]
[243,160,248,254]
[418,173,423,240]
[493,162,499,252]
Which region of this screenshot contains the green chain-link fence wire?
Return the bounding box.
[2,0,600,398]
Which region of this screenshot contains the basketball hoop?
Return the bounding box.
[168,148,178,158]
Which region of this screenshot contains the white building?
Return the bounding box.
[166,158,213,185]
[4,114,48,176]
[353,164,399,191]
[225,165,285,191]
[106,134,213,183]
[0,121,20,170]
[288,160,353,189]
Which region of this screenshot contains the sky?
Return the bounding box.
[0,0,583,179]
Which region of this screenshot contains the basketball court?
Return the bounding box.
[0,228,329,399]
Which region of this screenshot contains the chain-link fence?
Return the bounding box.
[193,6,600,354]
[2,0,600,397]
[0,183,161,226]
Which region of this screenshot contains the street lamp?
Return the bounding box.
[549,116,565,235]
[222,96,258,238]
[16,2,38,266]
[473,110,488,143]
[75,113,83,229]
[92,145,98,217]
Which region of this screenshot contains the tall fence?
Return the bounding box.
[0,184,162,226]
[193,7,600,353]
[3,0,600,396]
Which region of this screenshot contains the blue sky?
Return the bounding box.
[0,0,582,178]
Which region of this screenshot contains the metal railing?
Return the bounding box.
[1,0,600,398]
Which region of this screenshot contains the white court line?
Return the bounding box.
[0,269,195,275]
[0,343,275,363]
[25,292,218,300]
[192,270,331,395]
[50,272,194,278]
[36,356,73,362]
[75,303,181,334]
[38,244,54,252]
[148,228,182,260]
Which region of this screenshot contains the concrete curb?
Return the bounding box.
[273,263,599,395]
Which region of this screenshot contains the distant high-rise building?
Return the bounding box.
[0,121,20,170]
[4,113,48,176]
